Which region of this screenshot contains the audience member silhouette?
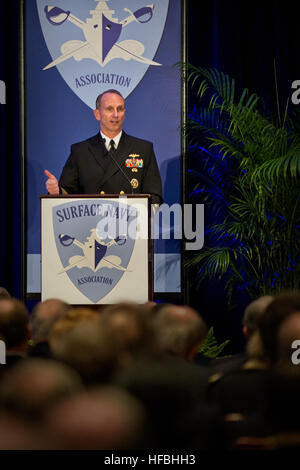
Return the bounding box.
[211,295,273,374]
[113,303,224,449]
[259,291,300,364]
[0,291,300,450]
[204,297,275,446]
[0,287,11,299]
[151,303,207,362]
[50,319,119,385]
[45,386,149,449]
[0,358,82,422]
[0,298,30,375]
[101,302,157,368]
[277,310,300,365]
[29,298,69,358]
[49,307,99,357]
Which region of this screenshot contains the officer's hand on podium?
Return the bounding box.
[44,169,59,195]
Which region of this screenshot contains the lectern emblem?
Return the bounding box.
[58,230,129,274]
[52,199,138,302]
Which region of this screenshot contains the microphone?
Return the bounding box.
[102,137,134,194]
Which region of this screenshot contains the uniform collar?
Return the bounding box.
[100,130,123,150]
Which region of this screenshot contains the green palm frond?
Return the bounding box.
[251,149,300,183]
[198,327,230,358]
[184,64,300,302]
[187,246,236,279]
[208,136,243,160]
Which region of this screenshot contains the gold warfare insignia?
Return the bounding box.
[130,178,139,189]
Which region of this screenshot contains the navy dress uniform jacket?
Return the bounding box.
[59,132,163,204]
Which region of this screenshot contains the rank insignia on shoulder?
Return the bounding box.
[125,155,143,168]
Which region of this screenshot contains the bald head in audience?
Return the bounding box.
[45,386,148,449]
[152,304,207,361]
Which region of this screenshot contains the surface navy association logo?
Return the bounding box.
[53,199,137,303]
[37,0,169,108]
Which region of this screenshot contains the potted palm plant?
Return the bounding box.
[183,65,300,304]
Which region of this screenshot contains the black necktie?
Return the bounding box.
[110,139,116,153]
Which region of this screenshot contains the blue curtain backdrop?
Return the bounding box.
[25,0,181,298]
[188,0,298,115]
[187,0,299,351]
[0,0,22,298]
[0,1,299,348]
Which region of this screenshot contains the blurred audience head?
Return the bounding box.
[0,287,11,300]
[49,307,98,356]
[245,330,267,365]
[30,298,69,342]
[50,319,118,385]
[259,291,300,364]
[45,386,148,449]
[0,412,54,450]
[101,302,156,367]
[0,358,82,422]
[242,295,274,341]
[0,298,30,351]
[151,304,207,361]
[277,311,300,365]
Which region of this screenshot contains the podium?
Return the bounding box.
[40,195,152,304]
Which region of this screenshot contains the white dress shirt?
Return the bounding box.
[100,131,122,151]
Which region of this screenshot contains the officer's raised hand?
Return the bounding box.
[44,169,59,195]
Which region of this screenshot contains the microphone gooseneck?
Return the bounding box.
[102,137,134,194]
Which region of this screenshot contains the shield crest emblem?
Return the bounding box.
[52,199,137,303]
[36,0,169,108]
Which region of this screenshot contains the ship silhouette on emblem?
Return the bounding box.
[58,229,129,274]
[43,0,161,70]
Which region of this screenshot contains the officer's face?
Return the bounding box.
[94,92,126,137]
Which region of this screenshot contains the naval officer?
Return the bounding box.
[44,89,163,204]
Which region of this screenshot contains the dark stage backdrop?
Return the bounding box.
[0,0,22,298]
[188,0,298,116]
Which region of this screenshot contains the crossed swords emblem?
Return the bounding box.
[58,229,129,274]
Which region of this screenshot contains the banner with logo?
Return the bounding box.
[41,196,150,304]
[26,0,182,295]
[39,1,168,106]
